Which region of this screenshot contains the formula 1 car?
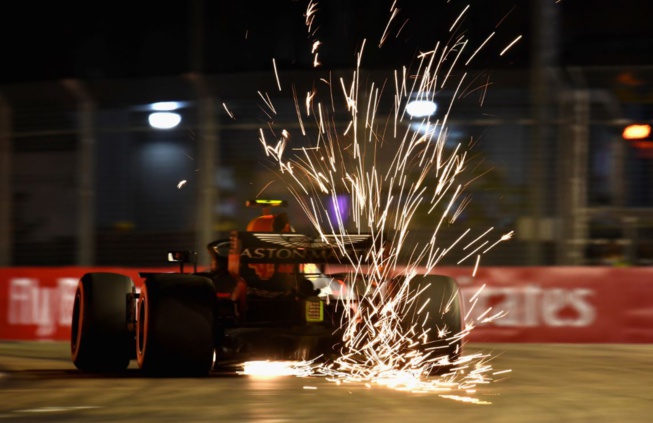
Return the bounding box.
[70,199,463,376]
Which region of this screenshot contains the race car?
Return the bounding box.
[70,199,463,376]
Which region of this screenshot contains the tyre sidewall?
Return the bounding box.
[71,272,134,371]
[136,274,216,376]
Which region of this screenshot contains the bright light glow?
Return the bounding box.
[251,2,512,403]
[622,124,651,140]
[148,112,181,129]
[406,100,437,117]
[151,101,180,111]
[239,361,314,377]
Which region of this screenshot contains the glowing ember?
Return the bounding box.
[222,102,235,120]
[499,35,523,57]
[439,395,492,405]
[248,2,517,402]
[305,0,321,67]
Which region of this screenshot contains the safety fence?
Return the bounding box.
[1,266,652,343]
[4,69,653,269]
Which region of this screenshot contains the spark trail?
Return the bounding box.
[254,2,515,402]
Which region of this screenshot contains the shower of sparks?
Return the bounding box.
[305,0,322,67]
[222,102,235,120]
[396,19,409,39]
[256,180,277,198]
[499,35,522,56]
[496,5,517,29]
[272,58,282,91]
[465,32,495,66]
[449,4,470,32]
[472,255,481,276]
[483,230,514,254]
[250,3,515,402]
[305,0,319,33]
[379,3,400,47]
[257,91,277,115]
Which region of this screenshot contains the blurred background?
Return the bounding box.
[1,0,652,268]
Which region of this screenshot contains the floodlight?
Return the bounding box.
[622,124,651,140]
[148,112,181,129]
[151,101,181,111]
[406,100,437,118]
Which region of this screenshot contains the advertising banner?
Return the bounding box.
[1,266,652,343]
[442,267,653,343]
[0,267,162,341]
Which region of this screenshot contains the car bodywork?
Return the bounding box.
[70,199,463,376]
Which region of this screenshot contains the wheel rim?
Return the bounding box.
[70,287,83,357]
[136,287,148,367]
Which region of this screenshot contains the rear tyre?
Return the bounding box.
[136,274,216,376]
[71,272,134,372]
[404,275,463,372]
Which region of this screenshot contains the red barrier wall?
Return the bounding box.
[0,267,171,341]
[1,266,652,343]
[442,267,653,343]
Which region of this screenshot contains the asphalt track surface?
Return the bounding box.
[0,342,651,422]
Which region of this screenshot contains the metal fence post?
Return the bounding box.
[0,95,12,266]
[62,79,96,266]
[188,74,218,266]
[569,89,590,264]
[528,0,559,264]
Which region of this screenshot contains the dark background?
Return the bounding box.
[2,0,653,267]
[1,0,652,85]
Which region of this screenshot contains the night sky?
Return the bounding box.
[1,0,652,85]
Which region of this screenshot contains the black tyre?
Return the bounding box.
[71,272,135,372]
[136,274,216,376]
[403,275,463,370]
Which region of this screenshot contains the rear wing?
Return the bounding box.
[229,231,379,264]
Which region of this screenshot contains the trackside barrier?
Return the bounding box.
[0,267,173,341]
[1,266,652,343]
[443,267,653,343]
